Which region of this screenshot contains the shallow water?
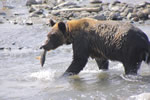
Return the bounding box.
[1,0,150,100]
[0,23,150,100]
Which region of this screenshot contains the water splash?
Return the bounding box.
[120,74,142,82]
[129,93,150,100]
[29,69,56,81]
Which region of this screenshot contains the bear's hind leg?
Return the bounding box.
[95,58,109,70]
[123,62,141,75]
[123,48,143,75]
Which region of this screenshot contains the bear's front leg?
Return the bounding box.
[95,58,109,70]
[63,36,89,76]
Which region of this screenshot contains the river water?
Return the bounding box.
[0,0,150,100]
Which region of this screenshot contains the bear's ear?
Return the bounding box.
[58,22,66,33]
[50,19,56,27]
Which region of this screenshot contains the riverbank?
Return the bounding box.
[1,0,150,26]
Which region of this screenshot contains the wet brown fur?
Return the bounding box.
[42,18,150,76]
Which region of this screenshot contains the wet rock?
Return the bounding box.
[12,42,16,45]
[26,20,33,25]
[26,0,42,6]
[26,0,37,6]
[18,47,23,50]
[29,7,36,13]
[93,14,106,20]
[35,9,44,15]
[90,0,102,4]
[108,12,122,20]
[0,47,4,50]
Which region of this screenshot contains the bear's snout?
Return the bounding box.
[40,45,48,50]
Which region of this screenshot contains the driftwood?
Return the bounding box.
[52,7,101,13]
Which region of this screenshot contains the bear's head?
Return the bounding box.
[40,20,68,51]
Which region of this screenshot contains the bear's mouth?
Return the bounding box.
[40,44,54,51]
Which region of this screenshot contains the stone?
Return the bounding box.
[109,5,120,12]
[139,20,144,24]
[122,7,134,17]
[109,12,122,20]
[29,12,39,17]
[53,1,77,10]
[0,47,4,50]
[51,11,60,16]
[26,20,33,25]
[35,9,44,15]
[0,12,6,16]
[148,14,150,19]
[127,13,137,19]
[142,9,150,15]
[136,2,149,8]
[79,11,91,17]
[131,17,139,22]
[26,0,37,6]
[137,11,148,20]
[26,0,43,6]
[112,0,121,5]
[29,7,36,13]
[90,0,102,4]
[93,14,106,20]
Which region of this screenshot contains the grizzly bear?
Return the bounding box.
[40,18,150,76]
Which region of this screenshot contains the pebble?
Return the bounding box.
[137,11,148,20]
[109,5,120,12]
[26,20,33,25]
[109,12,122,20]
[112,0,121,5]
[26,0,38,6]
[35,9,44,15]
[148,14,150,19]
[136,2,147,8]
[90,0,102,4]
[127,13,137,19]
[93,14,106,20]
[53,1,77,10]
[26,0,42,6]
[142,9,150,15]
[29,7,36,13]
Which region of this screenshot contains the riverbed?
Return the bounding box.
[1,0,150,100]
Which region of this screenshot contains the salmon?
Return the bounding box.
[40,50,47,67]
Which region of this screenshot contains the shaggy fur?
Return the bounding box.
[41,18,150,76]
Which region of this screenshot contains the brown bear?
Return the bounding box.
[40,18,150,76]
